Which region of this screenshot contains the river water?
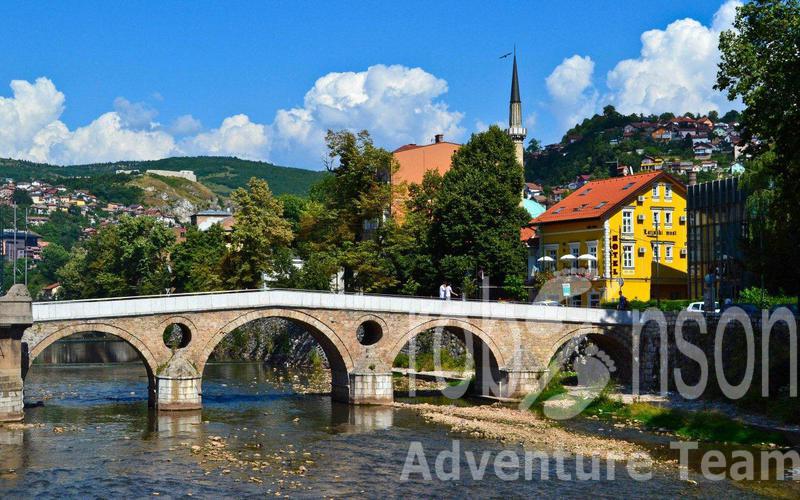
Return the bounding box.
[0,362,788,498]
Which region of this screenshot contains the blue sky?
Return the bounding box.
[0,1,741,169]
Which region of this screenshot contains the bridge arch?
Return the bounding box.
[545,326,634,384]
[389,318,508,398]
[197,308,354,384]
[24,322,161,378]
[388,318,507,368]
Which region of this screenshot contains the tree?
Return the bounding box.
[526,138,541,154]
[221,177,294,289]
[716,0,800,293]
[708,110,720,122]
[297,130,400,292]
[37,243,70,282]
[58,216,175,298]
[170,225,227,293]
[431,125,529,292]
[12,189,32,206]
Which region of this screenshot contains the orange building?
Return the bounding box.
[392,134,460,185]
[391,134,460,217]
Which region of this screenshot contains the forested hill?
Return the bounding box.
[0,156,326,197]
[524,106,742,186]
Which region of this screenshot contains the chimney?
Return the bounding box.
[688,170,697,187]
[434,134,444,144]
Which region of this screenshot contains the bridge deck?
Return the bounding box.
[31,289,631,325]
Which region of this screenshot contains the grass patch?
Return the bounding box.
[529,371,787,446]
[583,396,786,445]
[392,350,468,373]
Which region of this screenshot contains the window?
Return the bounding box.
[589,293,601,308]
[587,241,598,258]
[652,210,660,227]
[664,184,672,200]
[664,210,673,227]
[665,245,673,262]
[652,183,660,199]
[622,209,633,234]
[652,243,660,262]
[569,243,580,269]
[594,201,607,209]
[622,244,634,269]
[571,295,582,307]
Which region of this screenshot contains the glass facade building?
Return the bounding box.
[687,177,753,300]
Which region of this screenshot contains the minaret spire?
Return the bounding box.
[506,50,526,166]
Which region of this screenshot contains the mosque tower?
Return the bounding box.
[506,53,526,166]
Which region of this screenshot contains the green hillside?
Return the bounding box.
[0,156,325,197]
[525,107,741,186]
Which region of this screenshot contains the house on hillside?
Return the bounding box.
[651,127,672,141]
[693,143,713,160]
[523,182,543,199]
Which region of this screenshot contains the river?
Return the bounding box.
[0,362,789,498]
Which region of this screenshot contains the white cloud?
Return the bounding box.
[182,114,270,160]
[0,78,66,162]
[1,64,464,167]
[606,0,742,115]
[273,64,464,161]
[0,78,272,164]
[113,97,159,130]
[51,112,176,164]
[170,114,203,136]
[545,55,599,130]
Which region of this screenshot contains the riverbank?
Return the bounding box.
[394,402,646,461]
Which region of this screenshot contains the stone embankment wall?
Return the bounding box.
[638,311,795,398]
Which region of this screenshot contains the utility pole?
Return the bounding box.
[12,204,17,285]
[24,207,29,286]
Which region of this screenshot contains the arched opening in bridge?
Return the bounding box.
[202,315,350,404]
[162,323,192,350]
[391,325,503,399]
[24,331,156,408]
[356,320,383,346]
[548,332,633,392]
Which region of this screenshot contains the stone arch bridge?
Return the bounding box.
[1,286,633,421]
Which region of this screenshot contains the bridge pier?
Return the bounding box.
[347,371,393,405]
[155,357,202,411]
[0,285,33,422]
[501,369,547,399]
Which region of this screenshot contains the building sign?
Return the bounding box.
[610,235,619,276]
[562,283,571,297]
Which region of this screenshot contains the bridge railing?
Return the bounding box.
[31,288,633,325]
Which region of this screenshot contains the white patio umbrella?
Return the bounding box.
[560,254,576,270]
[536,256,554,262]
[578,254,597,274]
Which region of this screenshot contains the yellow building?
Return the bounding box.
[528,171,688,304]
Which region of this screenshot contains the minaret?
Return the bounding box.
[507,53,526,166]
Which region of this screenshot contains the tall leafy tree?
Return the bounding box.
[170,225,227,293]
[297,130,400,292]
[37,243,70,282]
[221,177,294,289]
[431,125,529,289]
[58,216,175,298]
[716,0,800,293]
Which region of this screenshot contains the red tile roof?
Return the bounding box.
[530,171,684,224]
[520,225,537,242]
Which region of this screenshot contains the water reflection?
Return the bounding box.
[148,410,203,438]
[0,426,23,446]
[330,402,393,433]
